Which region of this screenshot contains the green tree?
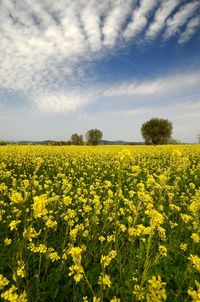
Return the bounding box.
[141,118,172,145]
[71,133,84,145]
[86,129,103,145]
[0,141,7,145]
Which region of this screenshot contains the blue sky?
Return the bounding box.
[0,0,200,142]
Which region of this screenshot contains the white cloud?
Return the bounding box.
[123,0,159,40]
[102,0,133,47]
[0,0,200,114]
[80,1,102,52]
[164,1,200,39]
[146,0,182,40]
[34,91,92,113]
[103,70,200,98]
[178,15,200,44]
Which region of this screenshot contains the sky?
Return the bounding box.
[0,0,200,143]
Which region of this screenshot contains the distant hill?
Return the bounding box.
[5,140,145,145]
[17,140,54,145]
[99,140,144,145]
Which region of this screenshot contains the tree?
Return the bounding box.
[198,134,200,144]
[71,133,84,145]
[86,129,103,145]
[141,118,172,145]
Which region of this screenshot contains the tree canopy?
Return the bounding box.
[141,118,172,145]
[71,133,84,145]
[86,129,103,145]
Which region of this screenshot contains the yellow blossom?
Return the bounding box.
[16,261,25,279]
[9,220,21,231]
[98,274,112,288]
[191,233,200,243]
[101,250,117,268]
[10,192,23,204]
[110,297,120,302]
[189,255,200,273]
[158,245,167,257]
[4,238,12,246]
[0,274,9,289]
[147,275,167,302]
[49,252,60,262]
[45,218,57,229]
[32,195,48,218]
[188,280,200,302]
[180,243,188,251]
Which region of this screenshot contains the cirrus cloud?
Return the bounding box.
[0,0,200,114]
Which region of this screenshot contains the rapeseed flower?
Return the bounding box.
[189,255,200,273]
[147,275,167,302]
[0,274,9,289]
[188,280,200,302]
[4,238,12,246]
[98,274,112,288]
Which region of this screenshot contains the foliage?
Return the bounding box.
[0,141,7,146]
[167,138,181,145]
[0,145,200,301]
[48,141,71,146]
[71,133,84,145]
[141,118,172,145]
[86,129,103,145]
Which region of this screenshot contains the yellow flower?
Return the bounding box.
[98,236,106,243]
[28,243,47,254]
[191,233,200,243]
[45,218,57,229]
[4,238,12,246]
[0,274,9,290]
[148,209,164,228]
[101,250,117,268]
[68,246,84,283]
[32,195,48,218]
[119,224,127,232]
[107,234,115,242]
[1,285,27,301]
[23,227,40,241]
[49,252,60,262]
[93,297,100,302]
[180,243,188,251]
[16,261,25,279]
[189,255,200,273]
[180,214,193,223]
[188,280,200,302]
[158,245,167,257]
[98,274,112,288]
[9,220,21,231]
[147,275,167,302]
[110,297,120,302]
[133,284,145,301]
[1,285,18,301]
[63,196,72,206]
[10,191,23,204]
[69,263,84,283]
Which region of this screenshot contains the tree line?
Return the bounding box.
[52,118,175,146]
[1,118,200,145]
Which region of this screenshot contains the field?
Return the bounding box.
[0,145,199,302]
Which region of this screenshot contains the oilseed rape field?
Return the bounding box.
[0,146,199,302]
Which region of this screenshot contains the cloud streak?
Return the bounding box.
[146,0,183,40]
[0,0,200,113]
[178,15,200,43]
[164,1,200,39]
